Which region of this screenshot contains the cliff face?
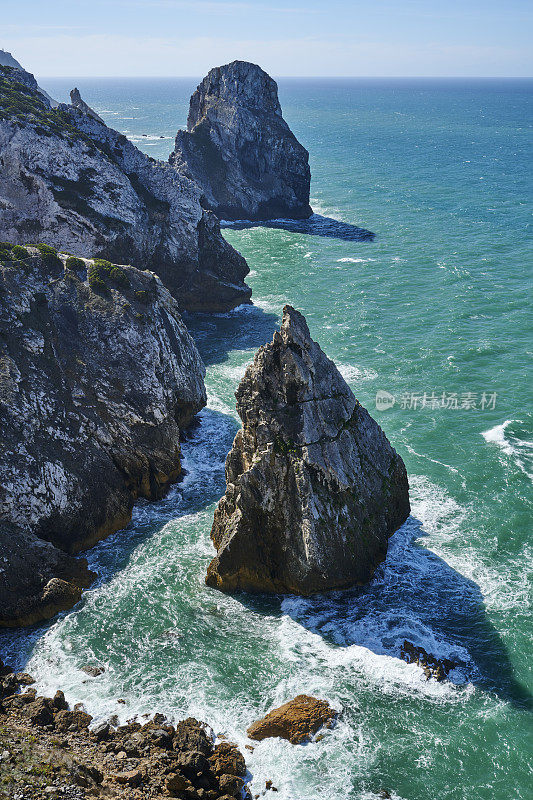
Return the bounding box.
[170,61,312,221]
[0,245,207,626]
[206,306,410,595]
[0,68,251,312]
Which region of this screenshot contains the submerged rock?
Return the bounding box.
[0,63,251,312]
[400,640,457,681]
[206,305,410,595]
[0,246,206,626]
[247,695,337,744]
[170,60,312,221]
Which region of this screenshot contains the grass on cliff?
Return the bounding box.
[0,66,103,154]
[88,259,130,296]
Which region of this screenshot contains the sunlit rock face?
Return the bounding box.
[0,65,251,312]
[0,247,207,626]
[170,61,312,221]
[207,305,410,595]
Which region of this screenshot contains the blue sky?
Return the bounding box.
[2,0,532,77]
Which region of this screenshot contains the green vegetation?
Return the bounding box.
[273,436,299,456]
[87,259,130,296]
[11,245,29,260]
[65,256,86,272]
[30,243,62,270]
[134,289,151,304]
[0,244,13,263]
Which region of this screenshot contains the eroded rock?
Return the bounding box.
[171,60,312,221]
[247,695,336,744]
[0,63,251,312]
[0,247,206,626]
[206,305,410,595]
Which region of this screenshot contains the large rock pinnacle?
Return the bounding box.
[170,61,312,221]
[206,306,410,595]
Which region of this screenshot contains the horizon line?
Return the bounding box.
[37,74,533,80]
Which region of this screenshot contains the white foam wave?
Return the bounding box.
[338,363,378,382]
[482,419,533,480]
[336,257,377,263]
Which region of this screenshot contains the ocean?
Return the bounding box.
[1,77,531,800]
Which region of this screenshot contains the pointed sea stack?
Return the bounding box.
[206,306,410,595]
[170,61,312,221]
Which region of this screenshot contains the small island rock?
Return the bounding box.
[247,695,337,744]
[170,60,312,221]
[206,305,410,595]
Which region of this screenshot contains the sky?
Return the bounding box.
[1,0,532,78]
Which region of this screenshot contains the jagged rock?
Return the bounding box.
[247,695,336,745]
[0,246,206,626]
[0,50,58,106]
[206,305,410,595]
[170,60,312,221]
[0,64,251,312]
[400,640,457,681]
[69,87,104,124]
[208,741,246,777]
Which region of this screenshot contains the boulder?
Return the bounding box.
[0,63,251,312]
[208,742,246,777]
[206,305,410,595]
[0,247,206,626]
[170,61,312,221]
[246,695,336,744]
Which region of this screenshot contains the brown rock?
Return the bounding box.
[114,769,142,787]
[247,695,336,745]
[53,690,68,710]
[55,708,93,731]
[174,717,213,756]
[208,741,246,777]
[15,673,35,685]
[219,773,244,795]
[81,665,105,677]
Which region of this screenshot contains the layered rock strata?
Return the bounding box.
[0,245,206,626]
[170,60,312,221]
[206,305,410,595]
[0,67,251,312]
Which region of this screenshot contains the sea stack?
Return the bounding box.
[170,60,312,221]
[206,306,410,595]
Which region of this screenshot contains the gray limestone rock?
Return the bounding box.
[0,245,206,625]
[70,88,104,124]
[0,65,250,312]
[206,306,410,595]
[170,61,312,221]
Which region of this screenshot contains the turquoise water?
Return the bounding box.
[2,78,532,800]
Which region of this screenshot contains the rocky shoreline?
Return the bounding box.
[0,659,252,799]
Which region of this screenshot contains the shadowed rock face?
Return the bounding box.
[0,65,251,312]
[170,61,312,221]
[0,246,206,626]
[206,305,410,595]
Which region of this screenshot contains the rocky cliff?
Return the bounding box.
[206,306,410,595]
[0,244,207,626]
[0,50,58,107]
[170,61,312,221]
[0,67,251,312]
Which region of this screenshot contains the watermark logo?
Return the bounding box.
[375,390,497,411]
[375,390,396,411]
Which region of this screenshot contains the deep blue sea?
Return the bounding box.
[1,77,532,800]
